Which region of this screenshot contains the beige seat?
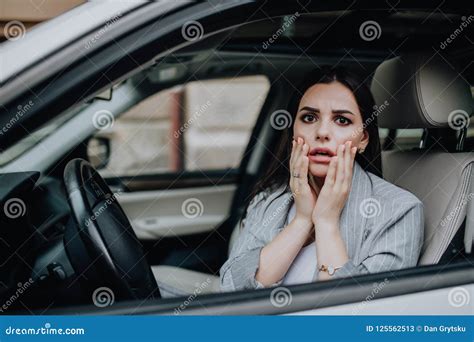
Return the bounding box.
[371,54,474,265]
[152,222,241,298]
[152,265,221,298]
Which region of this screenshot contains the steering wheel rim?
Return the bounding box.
[63,158,160,301]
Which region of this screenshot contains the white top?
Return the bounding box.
[281,203,318,285]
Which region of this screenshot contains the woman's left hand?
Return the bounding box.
[311,140,357,229]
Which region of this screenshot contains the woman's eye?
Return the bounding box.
[335,116,352,125]
[302,114,316,123]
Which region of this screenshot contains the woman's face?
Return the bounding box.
[293,81,369,179]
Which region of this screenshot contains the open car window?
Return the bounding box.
[89,76,270,177]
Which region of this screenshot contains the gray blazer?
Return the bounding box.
[220,161,424,291]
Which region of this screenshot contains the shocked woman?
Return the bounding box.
[220,66,424,291]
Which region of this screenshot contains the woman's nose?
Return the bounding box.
[315,121,330,141]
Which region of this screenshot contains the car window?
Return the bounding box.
[379,128,424,151]
[379,86,474,151]
[90,76,270,177]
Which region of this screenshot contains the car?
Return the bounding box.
[0,0,472,315]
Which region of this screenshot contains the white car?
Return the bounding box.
[0,0,472,315]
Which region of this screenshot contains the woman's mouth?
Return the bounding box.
[308,147,335,164]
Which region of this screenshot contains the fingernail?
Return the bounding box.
[341,144,345,151]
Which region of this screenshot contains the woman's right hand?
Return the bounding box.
[289,137,317,225]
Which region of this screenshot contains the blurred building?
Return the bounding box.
[0,0,85,42]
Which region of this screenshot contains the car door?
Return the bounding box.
[45,258,473,315]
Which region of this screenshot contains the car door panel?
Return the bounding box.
[289,284,474,315]
[116,183,236,239]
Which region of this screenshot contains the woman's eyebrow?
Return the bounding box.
[332,109,355,115]
[299,106,354,115]
[299,106,319,112]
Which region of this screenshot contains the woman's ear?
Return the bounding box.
[359,130,369,151]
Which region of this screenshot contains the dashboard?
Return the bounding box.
[0,172,75,311]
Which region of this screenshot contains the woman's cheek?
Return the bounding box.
[293,123,311,139]
[333,128,360,146]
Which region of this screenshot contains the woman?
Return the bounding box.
[220,66,424,291]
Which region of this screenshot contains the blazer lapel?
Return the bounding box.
[339,161,373,258]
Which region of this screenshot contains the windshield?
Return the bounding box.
[0,103,87,166]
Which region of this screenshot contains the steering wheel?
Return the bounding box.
[63,158,160,301]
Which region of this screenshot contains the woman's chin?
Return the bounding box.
[309,163,328,178]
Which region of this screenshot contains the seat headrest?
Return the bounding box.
[370,54,473,129]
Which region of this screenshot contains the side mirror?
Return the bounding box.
[87,137,111,170]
